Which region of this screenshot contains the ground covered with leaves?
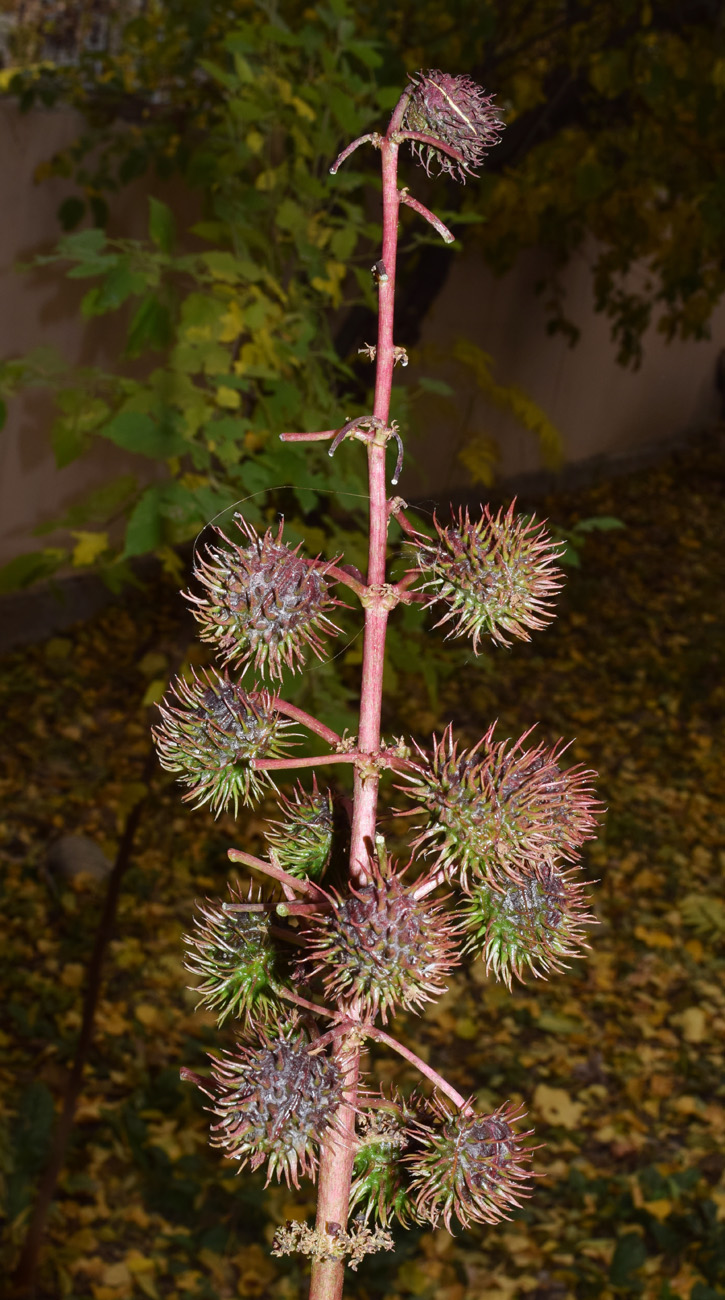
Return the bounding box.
[1,434,724,1300]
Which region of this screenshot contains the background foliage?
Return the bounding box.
[1,436,724,1298]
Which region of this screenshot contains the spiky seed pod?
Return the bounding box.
[461,862,597,989]
[206,1017,347,1188]
[264,778,333,881]
[153,666,297,815]
[186,515,343,680]
[301,858,460,1023]
[183,880,280,1025]
[410,504,564,651]
[398,725,600,889]
[407,1097,534,1231]
[350,1104,419,1228]
[403,70,504,182]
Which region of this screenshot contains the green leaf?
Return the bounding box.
[58,196,86,231]
[126,296,173,356]
[123,486,163,557]
[0,549,65,593]
[81,261,146,317]
[609,1233,647,1285]
[100,411,187,459]
[417,377,455,397]
[572,516,626,533]
[148,196,176,254]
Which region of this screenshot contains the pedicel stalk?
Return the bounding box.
[154,71,602,1300]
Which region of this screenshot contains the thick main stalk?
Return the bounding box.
[308,133,402,1300]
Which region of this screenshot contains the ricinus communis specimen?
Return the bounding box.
[155,69,601,1300]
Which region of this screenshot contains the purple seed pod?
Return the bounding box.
[205,1016,349,1188]
[460,861,597,989]
[403,70,504,182]
[407,1096,535,1231]
[397,724,601,889]
[153,665,297,814]
[300,856,460,1024]
[410,503,565,651]
[186,514,344,681]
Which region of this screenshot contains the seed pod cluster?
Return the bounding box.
[407,1097,534,1230]
[183,881,279,1025]
[153,666,296,814]
[404,70,504,182]
[461,862,596,989]
[207,1017,347,1188]
[410,504,564,652]
[399,724,599,889]
[264,778,334,881]
[187,516,343,680]
[301,858,460,1023]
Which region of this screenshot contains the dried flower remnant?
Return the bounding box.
[408,1097,534,1230]
[264,778,334,881]
[403,70,504,181]
[205,1017,347,1188]
[183,880,279,1025]
[153,667,297,814]
[411,504,564,651]
[301,857,460,1023]
[187,515,343,681]
[399,725,600,889]
[461,863,597,989]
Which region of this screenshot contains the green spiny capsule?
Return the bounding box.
[398,724,600,889]
[264,778,333,881]
[183,880,280,1025]
[153,666,297,815]
[408,1097,534,1232]
[301,857,460,1024]
[186,515,343,681]
[350,1097,420,1228]
[204,1016,347,1188]
[461,863,596,989]
[409,503,564,652]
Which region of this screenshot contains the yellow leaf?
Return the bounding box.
[135,1003,162,1028]
[533,1084,584,1129]
[71,531,109,567]
[61,962,85,988]
[216,386,241,409]
[246,130,264,154]
[99,1008,129,1035]
[458,434,499,487]
[634,925,674,949]
[670,1007,707,1042]
[642,1199,672,1221]
[101,1261,132,1287]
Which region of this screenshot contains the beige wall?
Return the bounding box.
[401,243,723,497]
[0,100,195,566]
[1,100,723,566]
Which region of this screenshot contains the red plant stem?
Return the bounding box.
[368,1027,472,1113]
[329,132,380,174]
[309,110,405,1300]
[227,849,325,898]
[270,698,341,746]
[278,986,336,1018]
[394,129,467,167]
[300,559,367,599]
[280,429,337,442]
[399,190,455,243]
[253,752,361,772]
